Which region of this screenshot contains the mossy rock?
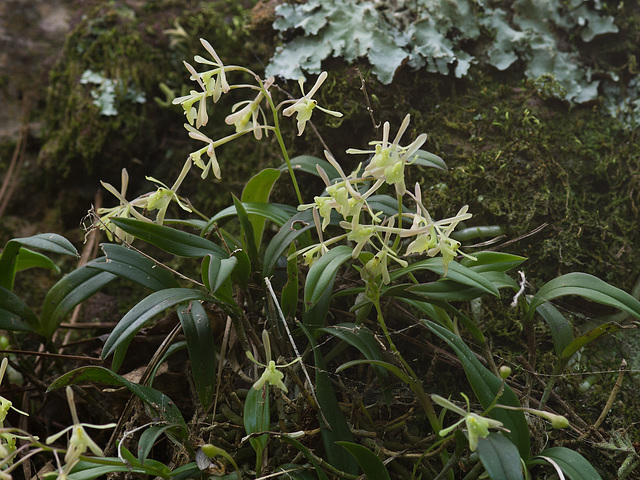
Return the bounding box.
[37,0,266,212]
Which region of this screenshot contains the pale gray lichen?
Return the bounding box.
[80,69,146,117]
[267,0,635,120]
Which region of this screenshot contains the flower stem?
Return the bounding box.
[371,295,440,433]
[263,83,303,205]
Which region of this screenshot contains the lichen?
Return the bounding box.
[266,0,640,126]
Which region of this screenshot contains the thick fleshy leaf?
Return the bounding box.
[281,243,299,318]
[525,272,640,323]
[400,298,485,344]
[0,233,77,290]
[535,301,573,356]
[336,359,412,384]
[401,271,517,302]
[476,433,524,480]
[176,302,216,409]
[263,210,315,277]
[138,425,173,465]
[15,248,61,274]
[87,243,179,290]
[231,249,251,291]
[278,154,340,180]
[63,461,172,480]
[0,287,38,332]
[299,323,358,474]
[302,278,334,331]
[111,218,227,258]
[389,259,499,297]
[320,323,392,403]
[244,384,269,455]
[461,251,527,273]
[241,168,281,250]
[337,441,390,480]
[204,202,297,235]
[424,321,530,460]
[201,255,237,295]
[48,366,187,434]
[40,261,116,338]
[452,226,504,243]
[412,149,447,170]
[101,288,216,359]
[232,195,259,268]
[304,245,353,310]
[528,446,602,480]
[560,321,623,363]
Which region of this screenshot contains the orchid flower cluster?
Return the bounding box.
[94,38,341,240]
[433,391,569,453]
[295,113,474,286]
[246,330,300,394]
[45,387,116,478]
[0,358,28,474]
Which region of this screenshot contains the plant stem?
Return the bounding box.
[372,296,440,433]
[263,85,304,205]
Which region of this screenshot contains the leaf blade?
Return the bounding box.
[101,288,216,360]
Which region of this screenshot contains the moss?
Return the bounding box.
[34,0,276,224]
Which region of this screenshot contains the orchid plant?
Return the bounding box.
[26,35,613,480]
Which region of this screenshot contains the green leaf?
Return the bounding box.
[111,218,227,258]
[0,287,38,332]
[302,279,334,331]
[400,298,486,344]
[177,302,216,410]
[12,233,77,256]
[336,359,412,384]
[0,233,77,290]
[278,154,341,180]
[337,441,390,480]
[452,226,504,243]
[320,323,392,403]
[399,271,517,302]
[263,210,315,277]
[528,446,602,480]
[231,249,251,291]
[244,385,269,455]
[476,433,524,480]
[40,262,116,338]
[304,245,353,310]
[424,321,530,460]
[202,255,237,295]
[525,272,640,323]
[65,462,161,480]
[559,321,624,366]
[87,243,179,290]
[101,288,216,360]
[535,302,573,356]
[231,195,259,268]
[389,259,500,297]
[461,251,527,273]
[138,425,173,465]
[412,149,447,170]
[281,243,300,318]
[241,168,281,250]
[203,203,297,235]
[48,366,187,434]
[15,248,61,274]
[298,323,358,474]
